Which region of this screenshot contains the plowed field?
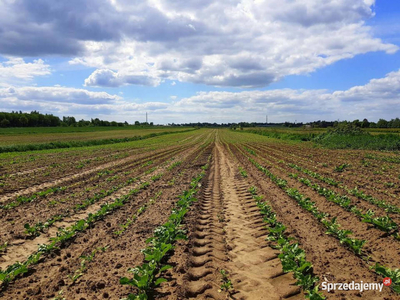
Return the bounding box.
[1,129,399,300]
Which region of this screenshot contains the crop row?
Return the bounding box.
[293,176,399,237]
[243,143,400,219]
[247,184,324,299]
[287,162,400,214]
[120,158,210,300]
[0,181,151,287]
[1,186,67,210]
[246,142,399,200]
[22,153,187,239]
[236,146,400,294]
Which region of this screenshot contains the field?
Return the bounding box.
[0,128,400,299]
[0,127,192,151]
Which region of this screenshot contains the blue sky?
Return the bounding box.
[0,0,399,124]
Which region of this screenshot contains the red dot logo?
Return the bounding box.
[383,277,392,287]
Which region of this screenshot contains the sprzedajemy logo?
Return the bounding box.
[321,278,391,293]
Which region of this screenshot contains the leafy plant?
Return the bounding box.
[247,179,325,299]
[69,246,108,283]
[238,166,248,178]
[219,269,233,292]
[334,164,349,172]
[372,263,400,294]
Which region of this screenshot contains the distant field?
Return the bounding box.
[242,127,400,150]
[0,126,192,146]
[244,126,400,135]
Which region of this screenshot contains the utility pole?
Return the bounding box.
[266,115,268,124]
[146,112,148,124]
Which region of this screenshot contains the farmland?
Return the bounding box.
[0,128,399,299]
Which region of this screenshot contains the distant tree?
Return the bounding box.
[134,121,140,125]
[390,118,400,128]
[352,119,361,127]
[63,116,77,126]
[377,119,388,128]
[0,119,10,127]
[19,116,29,127]
[361,118,370,128]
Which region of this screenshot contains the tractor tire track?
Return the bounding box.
[169,142,304,300]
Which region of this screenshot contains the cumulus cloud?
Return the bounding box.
[333,70,400,102]
[169,69,400,122]
[0,57,51,83]
[84,69,160,87]
[1,70,400,123]
[0,0,397,88]
[0,86,121,105]
[0,85,167,121]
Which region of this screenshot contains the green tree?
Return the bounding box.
[19,116,29,127]
[377,119,388,128]
[361,118,370,128]
[0,119,10,127]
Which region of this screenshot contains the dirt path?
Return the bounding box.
[218,143,302,300]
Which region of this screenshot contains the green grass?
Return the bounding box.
[242,128,318,141]
[0,128,196,153]
[0,126,192,146]
[240,127,400,151]
[314,133,400,151]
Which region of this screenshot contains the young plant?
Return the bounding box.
[219,269,233,292]
[238,166,248,178]
[334,163,349,172]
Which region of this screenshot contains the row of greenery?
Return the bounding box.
[241,123,400,150]
[247,184,325,299]
[308,118,400,129]
[0,180,151,287]
[237,146,400,295]
[314,125,400,150]
[120,160,210,299]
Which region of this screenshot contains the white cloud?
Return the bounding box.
[0,0,390,88]
[1,70,400,123]
[0,57,51,83]
[84,69,160,87]
[80,0,397,88]
[0,86,121,105]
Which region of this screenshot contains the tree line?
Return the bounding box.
[307,118,400,129]
[0,111,133,128]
